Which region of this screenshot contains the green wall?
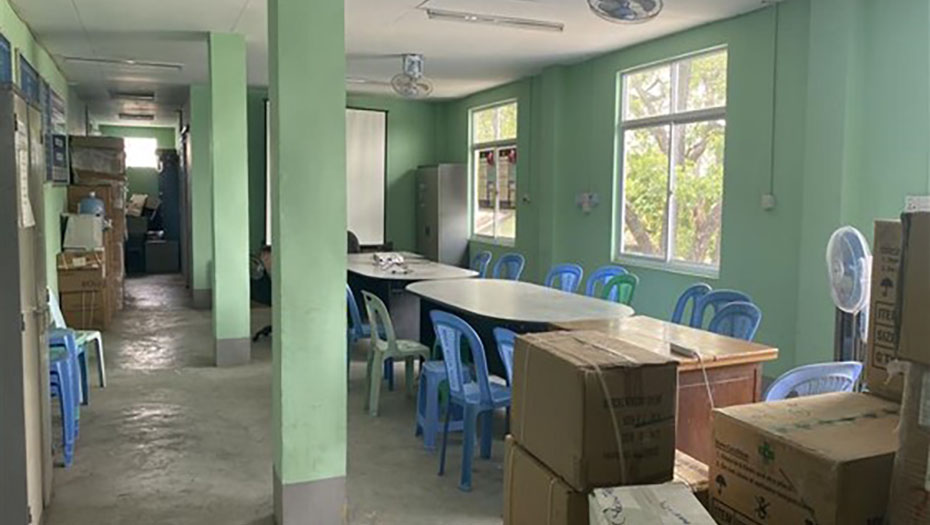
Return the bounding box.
[246,90,439,253]
[99,125,177,197]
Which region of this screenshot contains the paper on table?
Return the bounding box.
[16,116,35,228]
[589,482,715,525]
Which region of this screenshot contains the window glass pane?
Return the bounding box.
[622,126,669,258]
[474,149,496,237]
[677,51,728,113]
[125,137,159,168]
[624,65,670,121]
[672,120,725,266]
[497,147,517,239]
[498,103,517,141]
[473,108,496,144]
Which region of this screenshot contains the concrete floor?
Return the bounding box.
[45,274,504,525]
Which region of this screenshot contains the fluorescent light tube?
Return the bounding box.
[425,8,564,32]
[63,56,183,71]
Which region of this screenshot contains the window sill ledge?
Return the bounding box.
[613,255,720,280]
[470,237,516,249]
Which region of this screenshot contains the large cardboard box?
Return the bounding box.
[57,249,105,270]
[674,450,709,508]
[710,393,899,525]
[70,135,125,177]
[58,266,106,293]
[887,362,930,525]
[589,482,715,524]
[504,437,588,525]
[60,290,111,330]
[512,331,678,492]
[897,212,930,366]
[866,220,904,401]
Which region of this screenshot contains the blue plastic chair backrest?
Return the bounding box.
[585,265,627,300]
[492,253,525,281]
[671,283,712,325]
[763,361,863,401]
[346,284,365,338]
[493,327,517,384]
[361,291,397,351]
[602,273,639,306]
[470,251,493,278]
[690,289,752,328]
[430,310,493,405]
[707,301,762,341]
[544,263,584,293]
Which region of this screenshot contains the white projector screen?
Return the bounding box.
[264,105,387,247]
[345,108,387,245]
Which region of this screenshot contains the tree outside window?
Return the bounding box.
[471,101,517,241]
[617,49,728,271]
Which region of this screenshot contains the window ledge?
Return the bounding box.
[613,254,719,280]
[470,236,515,248]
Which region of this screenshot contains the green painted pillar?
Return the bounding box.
[189,85,213,309]
[269,0,347,522]
[208,33,251,367]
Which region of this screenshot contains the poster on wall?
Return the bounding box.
[18,54,39,103]
[0,33,10,84]
[48,87,68,183]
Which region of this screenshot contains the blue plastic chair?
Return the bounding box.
[763,361,863,401]
[671,283,712,325]
[585,265,627,300]
[601,273,639,306]
[493,328,517,385]
[347,284,393,389]
[707,302,762,341]
[492,253,525,281]
[690,289,753,328]
[49,329,81,467]
[432,311,512,491]
[544,263,584,293]
[470,251,493,278]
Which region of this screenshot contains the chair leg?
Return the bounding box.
[404,357,415,398]
[78,351,89,406]
[460,405,477,492]
[368,354,384,417]
[480,409,493,460]
[439,397,452,476]
[92,335,106,388]
[363,348,374,412]
[422,374,440,451]
[385,358,395,391]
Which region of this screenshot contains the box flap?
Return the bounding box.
[590,482,715,524]
[521,331,676,370]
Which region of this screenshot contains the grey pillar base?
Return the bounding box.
[192,289,212,310]
[274,468,346,525]
[215,338,250,367]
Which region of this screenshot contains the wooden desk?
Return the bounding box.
[348,252,477,339]
[408,279,634,375]
[551,316,778,464]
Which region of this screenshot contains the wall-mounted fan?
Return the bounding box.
[826,226,872,362]
[588,0,663,23]
[391,54,433,99]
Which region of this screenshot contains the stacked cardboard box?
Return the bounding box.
[504,331,690,524]
[709,392,899,525]
[57,250,111,330]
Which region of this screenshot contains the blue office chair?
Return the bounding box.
[763,362,863,401]
[470,251,493,278]
[492,253,525,281]
[707,302,762,341]
[671,283,712,325]
[544,263,584,293]
[585,265,627,300]
[432,311,511,492]
[493,327,517,385]
[690,289,753,328]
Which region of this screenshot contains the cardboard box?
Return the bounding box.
[897,212,930,366]
[866,220,904,401]
[108,242,125,277]
[57,249,105,270]
[70,135,125,177]
[60,288,112,331]
[512,331,678,491]
[59,290,107,312]
[69,135,125,151]
[887,362,930,525]
[58,267,106,293]
[589,482,715,524]
[709,393,899,525]
[504,437,588,525]
[674,450,709,508]
[72,169,127,186]
[61,299,111,330]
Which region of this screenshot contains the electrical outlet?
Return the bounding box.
[761,193,777,211]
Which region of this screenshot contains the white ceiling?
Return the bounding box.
[11,0,767,127]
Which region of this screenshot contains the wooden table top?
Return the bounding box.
[347,252,478,281]
[551,316,778,372]
[406,279,635,325]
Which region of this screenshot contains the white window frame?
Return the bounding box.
[469,99,518,245]
[614,47,728,278]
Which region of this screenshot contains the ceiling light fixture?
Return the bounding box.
[424,8,564,33]
[109,91,156,102]
[118,112,156,121]
[63,56,184,71]
[345,78,371,85]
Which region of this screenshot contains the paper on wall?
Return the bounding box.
[16,116,35,228]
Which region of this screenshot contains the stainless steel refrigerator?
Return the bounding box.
[416,164,468,267]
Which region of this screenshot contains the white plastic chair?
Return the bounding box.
[49,289,106,389]
[763,361,862,401]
